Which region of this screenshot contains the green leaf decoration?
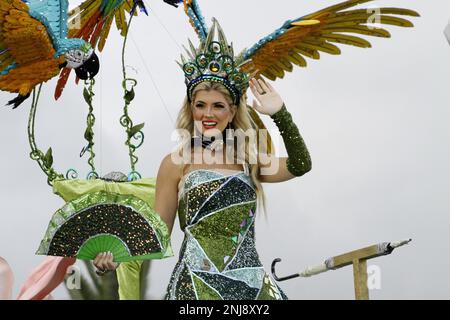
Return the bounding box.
[129,123,145,138]
[83,88,93,105]
[124,88,135,104]
[44,147,53,168]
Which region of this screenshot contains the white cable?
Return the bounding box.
[129,33,175,124]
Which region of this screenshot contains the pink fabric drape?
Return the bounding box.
[17,257,76,300]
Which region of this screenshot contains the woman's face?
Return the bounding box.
[191,89,236,138]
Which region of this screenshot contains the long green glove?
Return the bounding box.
[270,104,312,176]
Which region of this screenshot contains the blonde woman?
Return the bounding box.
[94,21,311,300]
[157,75,311,299]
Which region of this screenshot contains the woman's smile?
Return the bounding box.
[202,120,218,130]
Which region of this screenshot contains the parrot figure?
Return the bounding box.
[54,0,183,99]
[182,0,420,81]
[0,0,100,108]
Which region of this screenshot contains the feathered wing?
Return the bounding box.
[67,0,183,52]
[183,0,208,41]
[55,0,138,99]
[25,0,70,45]
[68,0,139,52]
[0,0,62,96]
[238,0,420,80]
[54,0,183,99]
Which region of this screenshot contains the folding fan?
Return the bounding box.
[36,175,173,262]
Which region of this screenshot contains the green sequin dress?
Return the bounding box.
[165,169,288,300]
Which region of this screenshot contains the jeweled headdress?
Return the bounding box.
[179,18,251,105]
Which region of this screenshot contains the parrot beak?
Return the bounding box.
[75,52,100,80]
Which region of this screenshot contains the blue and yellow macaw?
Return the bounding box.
[0,0,100,108]
[55,0,183,99]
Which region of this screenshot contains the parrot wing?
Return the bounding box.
[237,0,420,80]
[24,0,71,48]
[55,0,140,100]
[0,0,62,96]
[183,0,208,41]
[68,0,140,52]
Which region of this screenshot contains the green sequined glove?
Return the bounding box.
[270,104,312,176]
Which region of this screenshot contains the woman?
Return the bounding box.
[94,21,312,300]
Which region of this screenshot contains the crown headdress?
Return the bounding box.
[179,19,251,105]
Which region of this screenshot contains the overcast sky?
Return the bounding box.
[1,0,449,300]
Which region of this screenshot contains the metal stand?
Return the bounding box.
[271,239,412,300]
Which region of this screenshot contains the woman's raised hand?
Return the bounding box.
[249,78,284,116]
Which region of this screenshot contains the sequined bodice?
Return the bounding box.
[166,169,287,300]
[177,169,257,232]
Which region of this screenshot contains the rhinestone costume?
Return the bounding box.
[165,169,287,300]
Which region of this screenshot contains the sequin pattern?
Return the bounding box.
[166,169,288,300]
[37,190,173,261]
[271,104,312,177]
[47,204,159,256]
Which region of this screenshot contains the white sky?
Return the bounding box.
[1,0,449,299]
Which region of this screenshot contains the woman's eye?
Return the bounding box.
[195,104,204,108]
[214,105,225,109]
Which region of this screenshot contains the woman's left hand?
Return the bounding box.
[249,78,284,116]
[93,252,119,276]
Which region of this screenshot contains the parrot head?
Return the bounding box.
[65,43,100,80]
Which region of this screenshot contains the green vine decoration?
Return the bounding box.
[28,85,64,186]
[81,78,99,180]
[120,9,144,180]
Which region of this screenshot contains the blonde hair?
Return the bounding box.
[175,82,267,213]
